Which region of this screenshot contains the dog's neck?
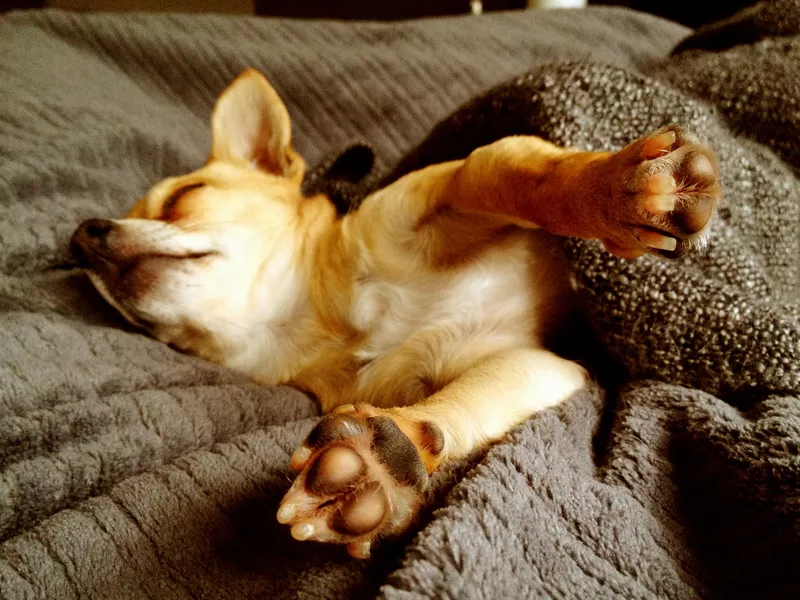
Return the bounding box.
[229,193,356,386]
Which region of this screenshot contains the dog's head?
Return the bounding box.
[71,70,318,364]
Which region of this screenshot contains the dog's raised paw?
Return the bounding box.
[277,406,443,558]
[603,126,721,259]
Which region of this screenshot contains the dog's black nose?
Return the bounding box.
[70,218,114,266]
[82,219,114,239]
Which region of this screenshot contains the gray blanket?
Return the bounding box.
[0,4,797,599]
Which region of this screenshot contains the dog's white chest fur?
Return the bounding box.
[348,232,553,406]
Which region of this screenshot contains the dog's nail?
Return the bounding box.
[347,540,372,559]
[639,230,677,251]
[644,194,676,213]
[334,404,357,414]
[290,446,312,470]
[642,131,677,160]
[291,522,315,541]
[277,503,297,524]
[602,239,645,260]
[646,174,677,195]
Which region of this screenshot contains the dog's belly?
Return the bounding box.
[349,230,569,407]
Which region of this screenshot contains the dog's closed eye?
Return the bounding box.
[162,183,206,220]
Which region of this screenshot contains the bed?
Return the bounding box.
[0,2,798,598]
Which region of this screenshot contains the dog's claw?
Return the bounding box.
[276,502,297,524]
[645,173,677,195]
[291,522,316,541]
[290,446,312,471]
[644,194,676,214]
[638,229,677,251]
[347,540,372,559]
[641,130,677,160]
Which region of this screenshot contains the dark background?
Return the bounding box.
[0,0,762,27]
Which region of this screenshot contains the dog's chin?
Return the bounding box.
[83,266,218,361]
[78,252,228,360]
[79,250,190,327]
[83,266,161,334]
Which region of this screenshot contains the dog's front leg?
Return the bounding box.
[277,348,586,558]
[356,127,719,260]
[447,127,720,258]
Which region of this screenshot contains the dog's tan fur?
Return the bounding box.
[72,69,720,557]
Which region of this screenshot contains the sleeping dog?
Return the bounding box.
[70,69,720,558]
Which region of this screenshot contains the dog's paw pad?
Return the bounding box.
[607,126,722,258]
[278,409,442,558]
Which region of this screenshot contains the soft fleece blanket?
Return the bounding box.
[0,3,797,599]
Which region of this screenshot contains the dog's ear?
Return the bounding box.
[211,69,304,183]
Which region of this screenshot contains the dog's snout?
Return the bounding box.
[70,218,115,266]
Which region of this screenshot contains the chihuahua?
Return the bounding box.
[71,69,720,558]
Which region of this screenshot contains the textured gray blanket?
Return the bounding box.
[0,3,797,599]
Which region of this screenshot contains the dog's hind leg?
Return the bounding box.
[277,347,587,558]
